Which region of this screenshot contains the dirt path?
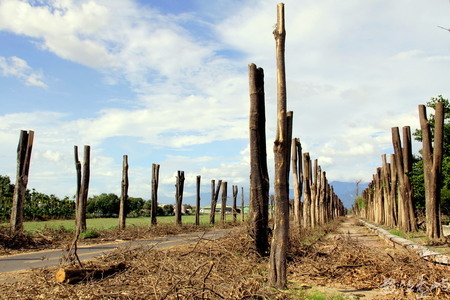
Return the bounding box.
[290,216,450,299]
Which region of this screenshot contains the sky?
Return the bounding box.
[0,0,449,205]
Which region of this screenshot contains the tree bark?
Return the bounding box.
[248,63,270,255]
[310,160,319,228]
[402,126,417,231]
[232,185,238,222]
[209,180,222,225]
[269,2,289,289]
[292,138,303,229]
[241,187,245,222]
[419,103,444,239]
[75,145,90,235]
[390,154,398,226]
[151,164,160,226]
[10,130,34,234]
[392,127,417,232]
[302,152,312,228]
[221,181,228,224]
[195,175,201,226]
[175,171,185,226]
[118,155,128,230]
[55,263,126,284]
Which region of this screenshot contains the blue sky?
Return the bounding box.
[0,0,449,205]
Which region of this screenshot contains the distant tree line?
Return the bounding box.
[0,175,175,221]
[0,175,74,221]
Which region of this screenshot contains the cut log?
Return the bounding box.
[55,263,126,284]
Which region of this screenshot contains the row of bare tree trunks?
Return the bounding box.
[248,3,345,289]
[355,126,418,232]
[292,147,345,230]
[7,130,247,235]
[353,102,444,240]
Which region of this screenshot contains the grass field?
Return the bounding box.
[1,214,242,233]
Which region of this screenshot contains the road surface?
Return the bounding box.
[0,229,229,277]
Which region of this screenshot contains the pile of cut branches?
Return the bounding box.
[290,234,450,298]
[0,228,287,299]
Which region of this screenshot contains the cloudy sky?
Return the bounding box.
[0,0,449,205]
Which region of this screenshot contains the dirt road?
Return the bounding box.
[292,216,449,299]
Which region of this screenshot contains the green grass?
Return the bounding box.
[389,228,408,238]
[287,284,353,300]
[1,214,242,234]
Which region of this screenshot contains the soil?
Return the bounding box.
[0,216,448,299]
[289,216,450,299]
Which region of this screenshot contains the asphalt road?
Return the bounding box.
[0,229,229,275]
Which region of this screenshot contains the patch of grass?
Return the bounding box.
[0,214,239,234]
[389,228,407,238]
[81,229,100,239]
[287,284,353,300]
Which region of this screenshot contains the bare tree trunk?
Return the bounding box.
[390,154,398,226]
[209,180,222,225]
[195,175,201,226]
[248,63,270,255]
[392,127,417,232]
[286,111,293,198]
[232,185,238,222]
[75,145,90,235]
[241,187,245,222]
[302,152,312,228]
[269,3,289,289]
[175,171,185,226]
[74,146,81,230]
[419,102,444,239]
[318,171,326,225]
[310,160,319,228]
[403,126,417,232]
[151,164,160,226]
[118,155,128,230]
[10,130,34,234]
[381,154,394,227]
[221,181,228,224]
[292,138,303,229]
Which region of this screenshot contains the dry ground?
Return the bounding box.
[0,217,449,299]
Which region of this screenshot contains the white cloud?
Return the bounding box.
[0,0,449,201]
[0,56,47,87]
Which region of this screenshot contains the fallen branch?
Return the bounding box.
[55,262,126,284]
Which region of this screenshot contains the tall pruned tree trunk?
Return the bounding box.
[286,111,293,198]
[302,152,312,228]
[390,154,398,226]
[419,102,444,239]
[118,155,129,230]
[248,63,270,255]
[241,187,245,222]
[392,127,417,232]
[292,138,303,229]
[10,130,34,234]
[381,154,395,227]
[151,163,160,226]
[221,181,227,224]
[195,175,201,226]
[210,179,222,225]
[402,126,417,231]
[232,185,238,222]
[269,2,289,289]
[310,159,318,229]
[175,170,185,226]
[75,145,90,235]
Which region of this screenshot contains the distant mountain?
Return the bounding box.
[329,181,368,209]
